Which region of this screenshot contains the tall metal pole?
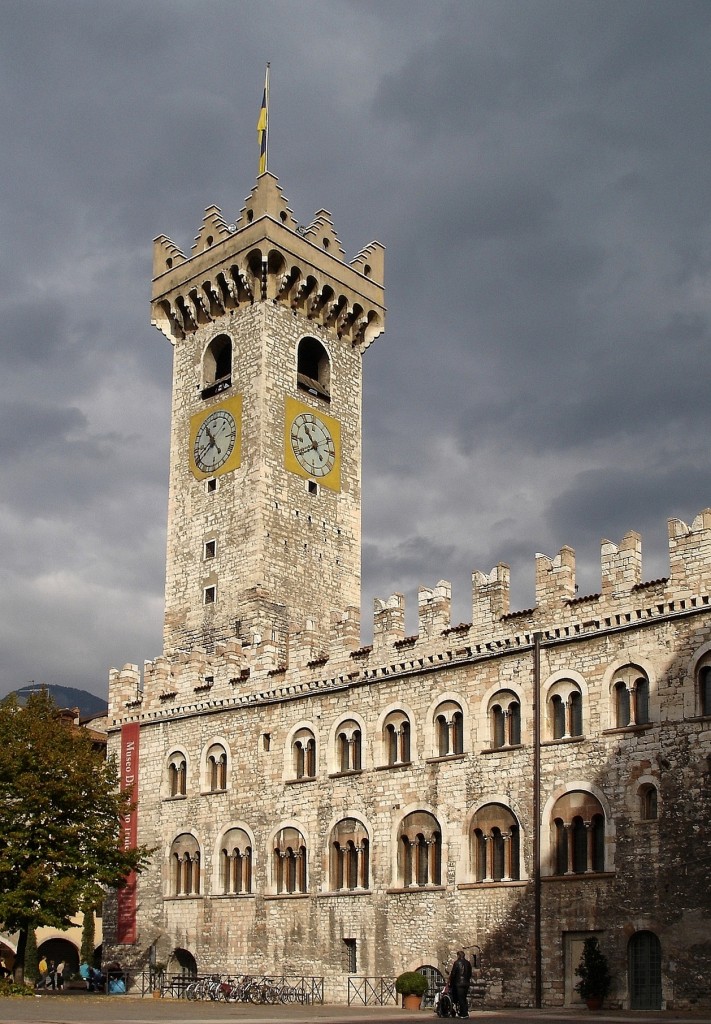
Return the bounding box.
[264,62,270,173]
[533,631,542,1007]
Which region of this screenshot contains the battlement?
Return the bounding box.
[108,508,711,723]
[150,172,385,350]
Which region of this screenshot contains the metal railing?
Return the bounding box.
[347,976,398,1006]
[141,971,323,1004]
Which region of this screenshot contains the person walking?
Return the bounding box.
[449,950,472,1019]
[37,956,48,989]
[55,960,65,990]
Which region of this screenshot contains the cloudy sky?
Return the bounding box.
[2,0,711,700]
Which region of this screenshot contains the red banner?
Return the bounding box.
[116,722,140,944]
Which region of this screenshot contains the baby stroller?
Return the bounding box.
[433,981,456,1017]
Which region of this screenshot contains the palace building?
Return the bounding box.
[104,168,711,1010]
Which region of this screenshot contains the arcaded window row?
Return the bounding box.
[167,785,652,898]
[164,655,711,798]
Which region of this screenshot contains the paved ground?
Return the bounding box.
[0,993,710,1024]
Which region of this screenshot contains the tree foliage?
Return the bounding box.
[0,691,148,976]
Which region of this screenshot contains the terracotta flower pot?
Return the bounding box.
[403,992,422,1010]
[585,995,603,1010]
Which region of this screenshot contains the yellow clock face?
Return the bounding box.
[284,396,341,491]
[189,396,242,480]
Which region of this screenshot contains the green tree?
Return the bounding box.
[0,690,148,982]
[79,902,96,966]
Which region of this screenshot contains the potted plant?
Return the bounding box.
[575,937,611,1010]
[396,970,428,1010]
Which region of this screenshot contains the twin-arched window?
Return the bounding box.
[206,743,227,791]
[547,681,583,740]
[383,711,411,765]
[292,728,316,779]
[336,720,362,773]
[489,691,521,748]
[613,666,650,728]
[167,751,187,796]
[434,701,464,756]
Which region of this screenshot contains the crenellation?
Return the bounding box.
[535,545,576,606]
[373,593,405,649]
[190,205,232,255]
[329,605,361,652]
[108,662,141,717]
[601,531,642,596]
[418,580,451,637]
[668,507,711,592]
[471,563,510,641]
[152,234,186,280]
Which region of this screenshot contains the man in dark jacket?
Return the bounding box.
[449,950,472,1018]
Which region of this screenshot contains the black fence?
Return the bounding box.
[347,976,398,1006]
[140,971,323,1004]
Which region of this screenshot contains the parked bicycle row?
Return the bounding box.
[184,973,310,1003]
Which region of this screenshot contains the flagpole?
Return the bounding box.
[264,62,270,173]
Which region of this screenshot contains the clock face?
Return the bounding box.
[290,412,336,477]
[193,409,237,473]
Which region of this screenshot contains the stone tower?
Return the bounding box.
[151,173,385,660]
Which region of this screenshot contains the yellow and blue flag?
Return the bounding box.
[257,65,269,174]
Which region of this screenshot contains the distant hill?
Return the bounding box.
[11,683,107,720]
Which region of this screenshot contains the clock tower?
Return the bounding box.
[151,173,385,659]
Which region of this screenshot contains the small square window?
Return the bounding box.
[308,480,318,495]
[204,585,216,604]
[206,478,217,494]
[204,539,217,559]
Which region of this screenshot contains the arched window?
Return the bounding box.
[335,720,362,773]
[639,784,658,821]
[433,701,464,757]
[297,336,330,399]
[382,711,411,766]
[206,743,227,791]
[397,811,442,888]
[219,828,252,894]
[170,834,201,896]
[292,728,316,779]
[613,666,650,728]
[470,804,521,882]
[273,827,307,894]
[329,818,370,891]
[167,751,187,797]
[488,691,521,749]
[547,680,584,740]
[699,664,711,716]
[549,792,606,875]
[202,334,232,398]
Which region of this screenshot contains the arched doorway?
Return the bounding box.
[171,947,197,979]
[417,964,444,1009]
[37,938,79,977]
[628,931,662,1009]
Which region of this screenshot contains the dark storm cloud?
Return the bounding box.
[2,0,711,697]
